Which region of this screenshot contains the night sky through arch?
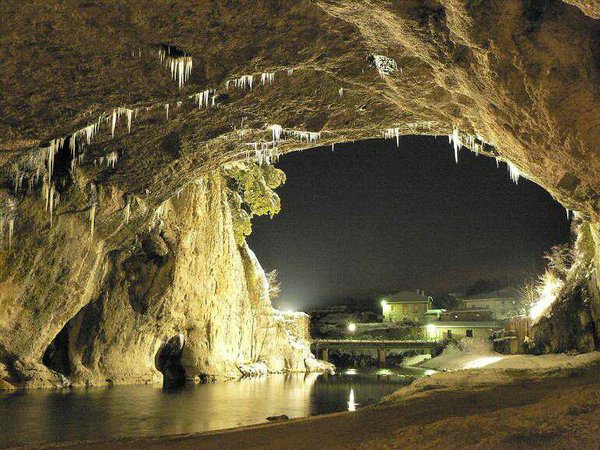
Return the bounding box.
[248,136,571,310]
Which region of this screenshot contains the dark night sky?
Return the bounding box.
[247,137,571,310]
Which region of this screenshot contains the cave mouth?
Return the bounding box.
[156,334,186,388]
[42,322,71,378]
[249,135,572,312]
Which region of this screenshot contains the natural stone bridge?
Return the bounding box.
[1,0,600,389]
[311,339,439,367]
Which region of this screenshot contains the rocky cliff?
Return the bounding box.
[1,0,600,387]
[0,171,314,389]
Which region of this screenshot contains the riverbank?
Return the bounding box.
[47,353,600,450]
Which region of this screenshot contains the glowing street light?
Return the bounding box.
[426,323,437,340]
[347,322,357,333]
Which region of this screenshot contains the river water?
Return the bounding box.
[0,367,434,448]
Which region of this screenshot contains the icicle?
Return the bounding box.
[89,203,96,237]
[124,199,131,224]
[331,143,335,151]
[339,87,344,97]
[260,72,275,86]
[165,103,170,120]
[284,129,321,143]
[159,45,193,89]
[7,218,14,250]
[448,126,462,164]
[495,157,499,168]
[126,109,133,133]
[287,68,294,76]
[111,109,117,137]
[507,161,521,184]
[271,124,283,144]
[191,89,214,109]
[231,74,254,90]
[565,207,570,219]
[383,128,400,148]
[106,151,118,169]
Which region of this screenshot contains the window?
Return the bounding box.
[466,329,473,337]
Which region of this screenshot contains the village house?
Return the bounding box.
[381,290,433,323]
[459,286,521,319]
[425,321,500,340]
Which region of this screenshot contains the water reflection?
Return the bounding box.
[0,367,433,448]
[347,388,357,411]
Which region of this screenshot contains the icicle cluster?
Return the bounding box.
[383,128,401,147]
[105,152,118,169]
[246,142,280,165]
[507,161,521,184]
[407,121,433,131]
[285,129,321,143]
[227,74,254,91]
[191,89,215,108]
[158,45,193,89]
[260,72,275,86]
[270,124,283,144]
[369,54,398,78]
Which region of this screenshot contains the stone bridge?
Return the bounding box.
[311,339,440,367]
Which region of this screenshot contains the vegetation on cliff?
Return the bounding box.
[223,162,286,245]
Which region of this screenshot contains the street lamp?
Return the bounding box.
[347,322,357,333]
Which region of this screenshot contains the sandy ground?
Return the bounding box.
[47,352,600,450]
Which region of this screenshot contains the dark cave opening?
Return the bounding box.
[42,323,71,378]
[156,334,186,387]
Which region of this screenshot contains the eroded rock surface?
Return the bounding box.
[1,0,600,387]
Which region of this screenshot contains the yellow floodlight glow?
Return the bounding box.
[347,322,357,333]
[426,323,437,338]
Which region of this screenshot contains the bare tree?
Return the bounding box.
[266,269,281,300]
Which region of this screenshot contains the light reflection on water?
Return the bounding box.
[0,367,433,448]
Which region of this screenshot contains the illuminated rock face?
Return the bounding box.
[1,0,600,386]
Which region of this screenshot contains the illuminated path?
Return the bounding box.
[310,339,439,367]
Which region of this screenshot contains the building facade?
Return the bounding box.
[460,287,521,319]
[381,290,433,323]
[426,321,500,340]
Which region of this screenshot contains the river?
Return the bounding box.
[0,366,435,448]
